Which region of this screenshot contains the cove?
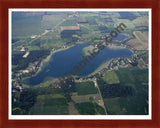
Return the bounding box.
[113,33,129,41]
[24,43,132,85]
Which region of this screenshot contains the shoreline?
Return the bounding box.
[107,44,126,49]
[87,59,113,77]
[34,45,74,76]
[27,42,133,85]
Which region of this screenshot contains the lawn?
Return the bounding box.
[75,81,98,95]
[103,71,120,84]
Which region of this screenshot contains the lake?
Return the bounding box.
[25,43,132,85]
[113,33,129,41]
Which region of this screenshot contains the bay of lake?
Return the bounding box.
[25,42,132,86]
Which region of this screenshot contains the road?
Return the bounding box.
[93,79,108,115]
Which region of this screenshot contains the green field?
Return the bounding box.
[103,71,120,84]
[28,30,66,50]
[30,105,68,115]
[12,13,68,38]
[30,95,69,115]
[59,19,77,26]
[75,81,98,95]
[138,50,149,64]
[12,15,43,37]
[98,67,149,115]
[75,102,105,115]
[115,67,148,85]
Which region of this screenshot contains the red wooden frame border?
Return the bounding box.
[0,0,160,128]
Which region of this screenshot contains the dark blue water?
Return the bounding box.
[113,33,129,41]
[25,43,132,85]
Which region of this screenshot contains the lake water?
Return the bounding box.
[25,43,132,85]
[113,33,129,41]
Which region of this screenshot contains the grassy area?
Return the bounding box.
[30,96,68,115]
[28,31,66,50]
[99,67,149,115]
[30,105,68,115]
[12,13,68,38]
[88,59,112,76]
[41,14,67,29]
[127,31,148,50]
[103,71,120,84]
[71,93,101,103]
[75,102,105,115]
[112,19,135,29]
[75,81,98,95]
[115,67,148,84]
[103,97,123,115]
[104,93,148,115]
[12,15,43,37]
[59,19,77,26]
[132,16,148,26]
[37,94,64,100]
[137,50,148,63]
[82,45,94,55]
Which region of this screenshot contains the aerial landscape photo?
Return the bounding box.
[11,10,150,116]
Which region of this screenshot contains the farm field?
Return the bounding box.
[133,16,149,27]
[98,67,149,115]
[75,81,98,95]
[127,31,148,50]
[103,71,120,84]
[29,94,69,115]
[75,102,106,115]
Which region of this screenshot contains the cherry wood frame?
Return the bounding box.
[0,0,160,128]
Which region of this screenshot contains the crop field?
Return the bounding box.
[59,19,77,26]
[71,93,101,103]
[103,97,123,115]
[116,67,148,84]
[112,19,135,29]
[12,13,68,38]
[41,14,68,29]
[127,31,148,50]
[12,15,43,38]
[118,12,137,20]
[75,81,98,95]
[133,16,149,27]
[68,102,79,115]
[100,67,148,115]
[133,31,148,43]
[75,102,106,115]
[103,71,120,84]
[28,31,66,50]
[30,94,68,115]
